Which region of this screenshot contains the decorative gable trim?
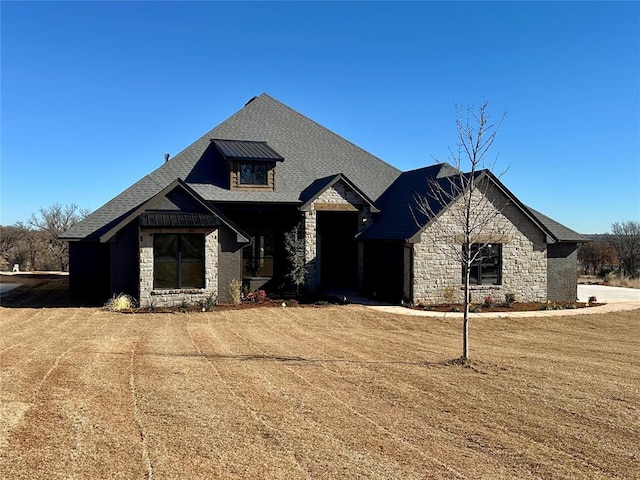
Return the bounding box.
[299,173,379,213]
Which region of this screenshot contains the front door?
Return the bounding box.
[317,211,359,289]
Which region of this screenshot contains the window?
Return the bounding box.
[464,243,502,285]
[154,234,205,289]
[239,163,268,185]
[242,228,274,277]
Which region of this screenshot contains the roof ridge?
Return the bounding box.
[256,94,402,175]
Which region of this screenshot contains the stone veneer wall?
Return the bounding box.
[413,187,548,305]
[139,229,219,307]
[302,182,371,291]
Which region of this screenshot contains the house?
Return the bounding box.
[61,94,587,306]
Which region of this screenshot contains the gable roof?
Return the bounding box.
[299,173,380,212]
[525,207,589,243]
[358,163,588,244]
[62,179,249,243]
[64,93,401,240]
[357,163,458,241]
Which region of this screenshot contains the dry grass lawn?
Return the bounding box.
[1,304,638,479]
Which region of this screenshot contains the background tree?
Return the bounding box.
[2,203,89,272]
[577,239,618,276]
[414,102,507,362]
[1,223,42,271]
[608,221,640,278]
[28,203,89,271]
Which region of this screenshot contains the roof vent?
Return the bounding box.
[164,153,170,163]
[245,95,258,106]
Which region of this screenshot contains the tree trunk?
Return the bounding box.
[462,266,470,361]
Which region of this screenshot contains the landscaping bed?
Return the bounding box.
[413,300,602,313]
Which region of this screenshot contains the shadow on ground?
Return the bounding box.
[0,274,92,308]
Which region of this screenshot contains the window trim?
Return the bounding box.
[239,162,269,186]
[464,243,502,286]
[230,160,275,191]
[153,233,205,290]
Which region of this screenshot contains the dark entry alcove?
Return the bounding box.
[317,211,359,289]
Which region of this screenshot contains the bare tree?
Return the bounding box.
[8,222,42,271]
[577,240,618,276]
[28,203,89,271]
[414,102,508,362]
[609,221,640,278]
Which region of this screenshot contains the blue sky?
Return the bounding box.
[2,1,638,234]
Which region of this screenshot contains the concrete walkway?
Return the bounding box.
[363,285,640,318]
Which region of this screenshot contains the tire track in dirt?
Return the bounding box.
[196,314,369,478]
[133,315,227,478]
[322,315,640,476]
[279,307,639,478]
[129,333,154,480]
[0,311,144,479]
[0,307,45,330]
[186,316,310,479]
[0,308,82,357]
[225,307,623,479]
[0,310,98,402]
[294,311,616,478]
[217,310,468,479]
[0,309,89,375]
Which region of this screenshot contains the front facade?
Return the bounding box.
[62,94,587,306]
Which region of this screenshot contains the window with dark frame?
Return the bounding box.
[242,228,275,277]
[464,243,502,285]
[239,163,268,185]
[154,234,205,289]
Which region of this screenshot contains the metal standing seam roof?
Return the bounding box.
[212,139,284,162]
[139,212,220,229]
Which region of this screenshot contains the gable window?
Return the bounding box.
[239,163,268,186]
[154,234,205,289]
[464,243,502,285]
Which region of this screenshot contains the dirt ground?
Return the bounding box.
[1,298,639,479]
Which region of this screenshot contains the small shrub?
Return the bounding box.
[483,295,494,308]
[201,292,217,312]
[229,279,242,305]
[588,295,597,304]
[146,296,158,312]
[104,293,137,312]
[541,300,553,311]
[470,305,483,313]
[176,297,190,312]
[442,285,458,304]
[504,292,516,306]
